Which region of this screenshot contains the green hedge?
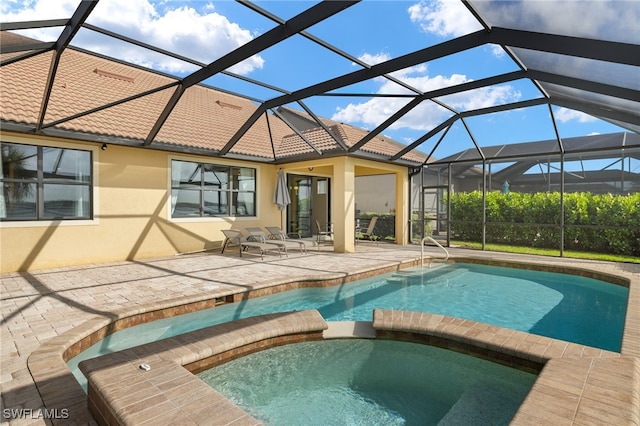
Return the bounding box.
[357,213,433,242]
[357,213,395,240]
[450,191,640,256]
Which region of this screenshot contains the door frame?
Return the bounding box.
[287,174,331,238]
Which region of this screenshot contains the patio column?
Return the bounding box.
[332,157,356,253]
[395,169,409,245]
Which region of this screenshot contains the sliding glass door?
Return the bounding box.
[288,175,330,238]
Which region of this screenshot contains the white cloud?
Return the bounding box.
[439,84,521,111]
[331,62,521,132]
[477,0,639,45]
[554,107,597,123]
[408,0,482,37]
[0,0,77,20]
[489,44,506,58]
[332,97,449,132]
[0,0,264,75]
[355,52,431,87]
[407,0,504,59]
[357,52,391,66]
[335,1,614,134]
[409,0,639,46]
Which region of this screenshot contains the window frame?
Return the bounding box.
[170,159,257,219]
[1,141,94,222]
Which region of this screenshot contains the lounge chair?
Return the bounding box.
[356,216,379,244]
[265,226,316,253]
[221,229,284,260]
[245,227,302,255]
[315,220,333,245]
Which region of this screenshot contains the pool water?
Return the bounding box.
[68,263,628,390]
[198,339,537,426]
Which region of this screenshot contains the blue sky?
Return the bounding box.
[1,0,634,162]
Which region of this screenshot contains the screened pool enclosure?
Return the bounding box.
[412,132,640,257]
[2,1,639,256]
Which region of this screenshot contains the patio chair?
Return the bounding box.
[245,227,303,255]
[265,226,316,253]
[356,216,379,244]
[221,229,284,260]
[315,220,333,245]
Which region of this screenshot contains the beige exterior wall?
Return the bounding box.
[355,174,396,214]
[0,132,281,272]
[1,132,411,271]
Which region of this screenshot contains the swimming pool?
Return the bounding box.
[198,339,537,425]
[68,262,628,389]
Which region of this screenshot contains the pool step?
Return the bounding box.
[396,263,449,275]
[437,382,525,426]
[386,276,411,285]
[386,268,428,284]
[387,266,469,285]
[323,321,376,339]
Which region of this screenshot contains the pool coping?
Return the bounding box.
[26,254,640,425]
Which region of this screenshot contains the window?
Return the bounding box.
[171,160,256,218]
[1,142,92,221]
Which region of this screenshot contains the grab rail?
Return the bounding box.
[421,236,449,267]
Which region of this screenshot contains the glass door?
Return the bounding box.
[287,175,330,238]
[289,176,312,237]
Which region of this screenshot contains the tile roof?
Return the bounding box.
[275,107,427,163]
[1,33,423,165]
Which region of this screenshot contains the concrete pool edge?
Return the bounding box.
[25,254,639,424]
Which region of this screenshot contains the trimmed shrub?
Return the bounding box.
[357,213,395,240]
[450,191,640,256]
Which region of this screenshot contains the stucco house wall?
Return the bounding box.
[0,132,283,272]
[1,132,411,272]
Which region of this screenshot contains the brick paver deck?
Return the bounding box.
[1,245,638,425]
